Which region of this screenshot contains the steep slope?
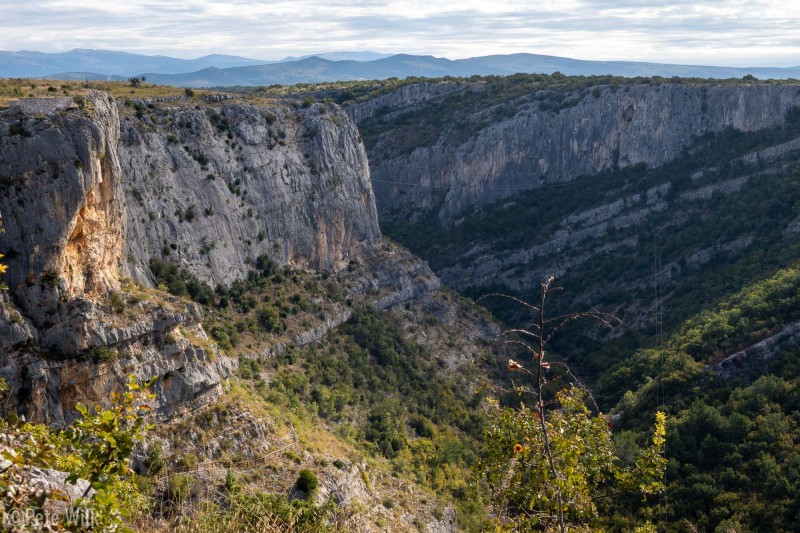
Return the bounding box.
[0,91,419,425]
[601,264,800,532]
[352,79,800,222]
[380,115,800,391]
[0,92,234,424]
[336,75,800,531]
[118,97,380,284]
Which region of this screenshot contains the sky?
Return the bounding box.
[1,0,799,66]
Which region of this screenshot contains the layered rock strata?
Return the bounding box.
[353,83,800,221]
[0,92,411,423]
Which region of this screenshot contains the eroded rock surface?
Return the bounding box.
[354,83,800,221]
[0,94,395,424]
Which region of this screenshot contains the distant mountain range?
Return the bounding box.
[1,48,799,87]
[0,49,270,78]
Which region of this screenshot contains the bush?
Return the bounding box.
[257,305,284,333]
[296,469,318,496]
[146,443,165,475]
[0,376,154,530]
[181,452,199,469]
[85,346,120,363]
[166,473,194,501]
[109,291,126,313]
[237,357,261,380]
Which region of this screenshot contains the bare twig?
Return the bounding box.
[485,275,620,532]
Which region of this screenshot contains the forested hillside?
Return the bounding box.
[4,75,800,531]
[296,74,800,531]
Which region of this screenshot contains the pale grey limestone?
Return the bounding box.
[354,83,800,222]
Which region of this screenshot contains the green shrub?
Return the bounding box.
[181,452,199,469]
[257,305,284,333]
[109,291,126,313]
[166,473,194,501]
[84,346,120,363]
[146,443,165,475]
[0,376,154,530]
[296,469,318,496]
[237,357,261,380]
[225,469,242,493]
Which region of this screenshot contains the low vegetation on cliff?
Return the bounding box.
[4,76,800,531]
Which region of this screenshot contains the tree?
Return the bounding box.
[475,277,666,531]
[128,76,146,87]
[0,375,154,531]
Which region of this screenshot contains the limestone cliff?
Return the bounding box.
[0,92,394,424]
[119,99,380,285]
[352,82,800,222]
[0,92,123,322]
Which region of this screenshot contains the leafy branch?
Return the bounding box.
[476,277,666,531]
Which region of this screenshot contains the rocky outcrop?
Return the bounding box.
[355,83,800,222]
[246,243,443,361]
[355,244,442,310]
[712,320,800,379]
[120,100,380,286]
[0,93,387,423]
[0,92,124,323]
[0,292,235,425]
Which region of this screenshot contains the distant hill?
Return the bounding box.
[279,51,393,62]
[140,53,800,87]
[1,48,799,86]
[0,48,270,78]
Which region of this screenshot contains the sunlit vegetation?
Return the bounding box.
[588,263,800,531]
[149,255,340,356]
[234,306,489,525]
[0,376,153,531]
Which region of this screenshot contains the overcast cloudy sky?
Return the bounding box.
[1,0,798,66]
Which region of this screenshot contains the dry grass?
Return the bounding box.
[0,77,284,112]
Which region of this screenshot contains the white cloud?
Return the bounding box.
[0,0,798,66]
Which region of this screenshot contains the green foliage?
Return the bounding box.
[210,323,238,351]
[255,307,485,511]
[295,469,318,496]
[83,345,121,363]
[166,473,195,502]
[476,388,665,530]
[150,258,215,305]
[603,263,800,416]
[145,443,165,475]
[386,110,800,406]
[194,257,326,354]
[603,264,800,531]
[224,469,241,494]
[672,265,800,360]
[180,489,340,532]
[108,291,126,313]
[0,375,154,531]
[257,305,285,333]
[662,371,800,532]
[237,356,261,380]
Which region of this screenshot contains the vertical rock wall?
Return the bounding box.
[0,92,123,323]
[354,83,800,222]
